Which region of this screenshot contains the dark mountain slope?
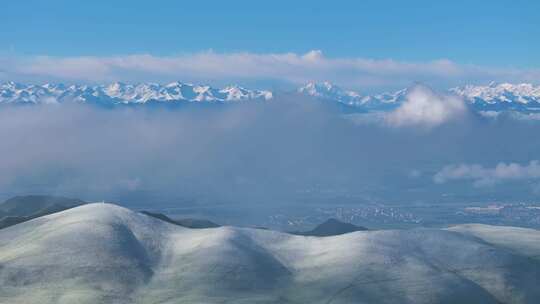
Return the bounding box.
[140,211,220,229]
[292,218,368,237]
[0,195,86,229]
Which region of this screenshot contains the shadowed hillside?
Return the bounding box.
[0,195,86,229]
[140,210,220,229]
[292,218,368,236]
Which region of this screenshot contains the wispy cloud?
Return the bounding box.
[434,161,540,186]
[346,85,468,128]
[2,50,539,90]
[385,85,467,128]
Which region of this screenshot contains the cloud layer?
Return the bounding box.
[2,50,540,91]
[2,93,540,206]
[434,161,540,186]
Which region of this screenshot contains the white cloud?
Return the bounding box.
[434,160,540,186]
[385,85,467,128]
[1,50,539,90]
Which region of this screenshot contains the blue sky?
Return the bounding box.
[2,0,539,90]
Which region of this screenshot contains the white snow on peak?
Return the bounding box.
[298,81,364,105]
[450,82,540,104]
[0,81,273,105]
[221,85,273,101]
[2,81,540,113]
[298,81,407,107]
[299,82,540,114]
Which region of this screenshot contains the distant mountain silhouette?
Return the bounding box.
[292,218,368,237]
[0,195,86,229]
[140,211,220,229]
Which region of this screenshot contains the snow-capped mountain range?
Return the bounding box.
[450,82,540,112]
[298,81,407,107]
[451,82,540,104]
[0,81,273,105]
[2,81,540,113]
[298,81,540,112]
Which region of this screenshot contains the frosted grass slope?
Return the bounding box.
[0,203,539,304]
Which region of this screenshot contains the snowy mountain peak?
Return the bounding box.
[450,83,540,105]
[0,82,273,105]
[298,82,540,113]
[298,81,366,106]
[2,81,540,113]
[298,82,406,108]
[299,81,350,96]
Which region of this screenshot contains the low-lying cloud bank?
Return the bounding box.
[434,161,540,186]
[1,92,540,205]
[2,50,539,91]
[0,98,387,203]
